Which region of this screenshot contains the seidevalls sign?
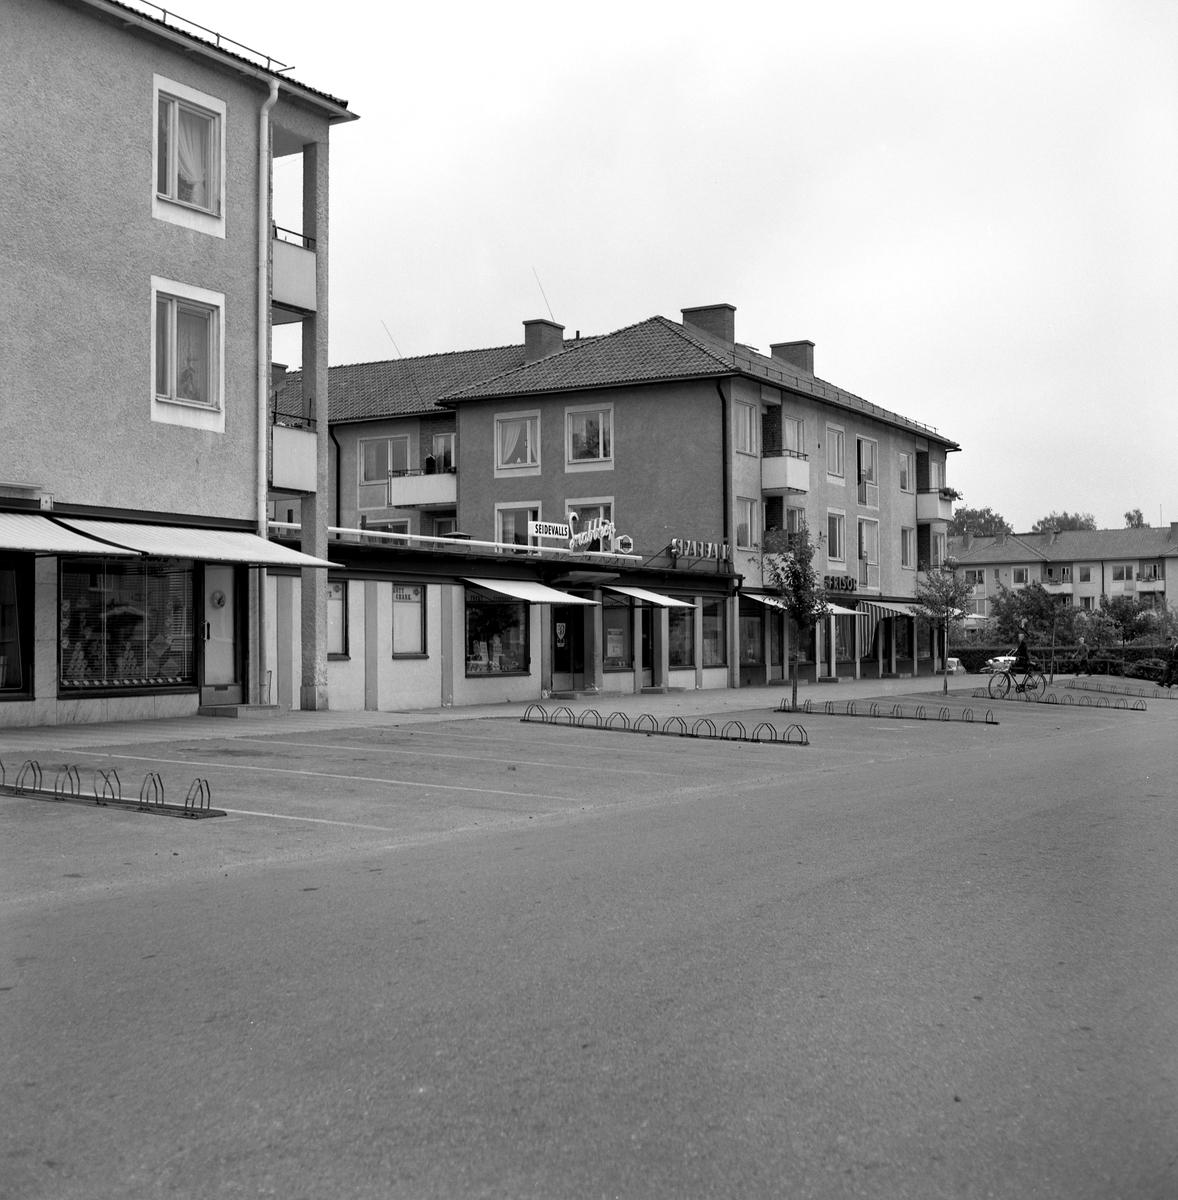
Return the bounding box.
[529,512,634,555]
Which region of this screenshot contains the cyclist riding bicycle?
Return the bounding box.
[1011,632,1034,675]
[989,631,1045,700]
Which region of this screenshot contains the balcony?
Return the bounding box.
[388,469,457,510]
[1042,577,1074,595]
[916,488,954,522]
[761,449,810,494]
[1137,576,1164,593]
[272,229,316,322]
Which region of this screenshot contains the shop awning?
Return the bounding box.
[858,600,916,619]
[57,519,333,567]
[743,593,789,611]
[0,512,137,555]
[463,578,598,605]
[605,585,694,608]
[827,603,863,617]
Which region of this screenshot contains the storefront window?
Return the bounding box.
[917,622,932,659]
[60,559,194,691]
[393,584,425,654]
[668,600,694,668]
[603,598,632,669]
[465,589,528,674]
[793,619,815,664]
[895,617,911,660]
[0,559,32,695]
[835,615,855,663]
[739,600,763,665]
[702,598,727,667]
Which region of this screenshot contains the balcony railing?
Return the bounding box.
[916,489,953,522]
[272,231,316,316]
[761,448,810,494]
[387,468,457,509]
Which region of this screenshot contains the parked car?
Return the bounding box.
[946,657,965,674]
[981,655,1015,674]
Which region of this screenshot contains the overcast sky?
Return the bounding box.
[172,0,1175,533]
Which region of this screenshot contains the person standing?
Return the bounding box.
[1073,636,1091,676]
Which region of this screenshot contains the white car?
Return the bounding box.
[981,655,1016,674]
[946,657,965,674]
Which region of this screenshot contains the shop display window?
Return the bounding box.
[895,618,911,660]
[668,600,694,668]
[60,559,194,691]
[603,598,632,669]
[739,602,763,665]
[835,615,855,663]
[702,598,727,667]
[393,584,426,655]
[792,620,815,664]
[465,590,528,675]
[0,557,33,696]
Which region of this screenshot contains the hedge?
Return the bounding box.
[949,643,1169,676]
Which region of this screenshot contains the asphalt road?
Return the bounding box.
[2,686,1177,1199]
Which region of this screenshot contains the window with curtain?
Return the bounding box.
[431,432,455,471]
[157,94,219,213]
[783,416,804,455]
[59,559,194,691]
[736,498,758,549]
[566,502,612,552]
[496,415,539,468]
[567,408,612,463]
[734,402,757,454]
[155,294,217,407]
[497,506,539,548]
[826,426,844,477]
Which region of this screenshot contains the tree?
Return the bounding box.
[988,582,1077,649]
[1124,508,1149,528]
[1101,594,1150,649]
[910,559,975,695]
[761,527,830,711]
[947,505,1012,537]
[1030,511,1096,533]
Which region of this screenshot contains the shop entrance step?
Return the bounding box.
[197,704,286,718]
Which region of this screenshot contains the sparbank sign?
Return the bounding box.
[529,513,634,555]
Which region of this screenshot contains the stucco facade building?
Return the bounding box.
[0,0,356,726]
[278,303,959,711]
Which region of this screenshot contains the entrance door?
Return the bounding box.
[552,604,585,692]
[640,606,653,687]
[201,564,242,705]
[769,610,784,681]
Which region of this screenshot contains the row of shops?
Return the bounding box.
[0,514,948,727]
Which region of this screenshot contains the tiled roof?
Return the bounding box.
[277,344,527,422]
[951,527,1178,564]
[440,315,957,448]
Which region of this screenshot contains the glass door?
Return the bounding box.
[552,604,585,692]
[201,564,242,705]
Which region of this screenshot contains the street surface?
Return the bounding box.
[2,680,1177,1199]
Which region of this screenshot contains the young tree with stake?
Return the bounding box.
[910,557,975,695]
[761,526,830,711]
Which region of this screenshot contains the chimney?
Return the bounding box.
[1170,520,1178,541]
[963,530,974,551]
[523,319,564,364]
[681,304,736,344]
[996,530,1007,546]
[770,340,814,374]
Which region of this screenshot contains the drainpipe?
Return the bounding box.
[256,77,280,704]
[330,425,342,530]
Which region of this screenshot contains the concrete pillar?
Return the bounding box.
[364,579,378,711]
[276,574,294,710]
[440,584,455,707]
[540,604,553,693]
[729,593,740,688]
[889,619,897,675]
[654,605,669,688]
[694,596,704,690]
[589,589,603,691]
[299,137,330,711]
[829,613,837,678]
[632,601,642,694]
[853,612,861,680]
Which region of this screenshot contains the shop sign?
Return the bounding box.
[670,538,731,563]
[823,574,857,592]
[529,512,634,555]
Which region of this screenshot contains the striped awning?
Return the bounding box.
[0,512,138,555]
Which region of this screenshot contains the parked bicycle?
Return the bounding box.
[987,664,1046,701]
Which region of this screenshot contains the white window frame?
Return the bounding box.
[1112,564,1133,582]
[786,506,806,536]
[736,497,759,550]
[783,415,804,456]
[931,531,947,568]
[899,451,913,493]
[826,424,845,481]
[827,510,846,563]
[494,410,541,478]
[564,402,614,473]
[901,527,915,570]
[566,496,615,552]
[152,76,226,238]
[929,459,945,491]
[495,501,542,550]
[327,580,347,656]
[431,432,456,471]
[1079,566,1092,583]
[734,401,758,456]
[857,437,879,508]
[1013,566,1028,585]
[392,583,427,656]
[359,436,410,486]
[150,277,224,432]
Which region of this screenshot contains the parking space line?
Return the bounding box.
[97,752,574,802]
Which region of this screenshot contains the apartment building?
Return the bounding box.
[0,0,356,726]
[280,303,958,710]
[950,527,1178,618]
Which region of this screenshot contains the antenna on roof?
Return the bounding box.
[380,318,429,410]
[531,267,556,323]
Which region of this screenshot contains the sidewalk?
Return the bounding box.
[0,673,987,755]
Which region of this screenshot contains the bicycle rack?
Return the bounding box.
[691,718,717,738]
[605,711,631,730]
[139,772,165,808]
[519,706,808,748]
[93,769,121,805]
[523,703,549,723]
[0,761,223,818]
[54,765,82,800]
[184,779,212,815]
[751,722,778,743]
[577,709,603,728]
[551,706,576,726]
[632,713,658,733]
[662,716,687,736]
